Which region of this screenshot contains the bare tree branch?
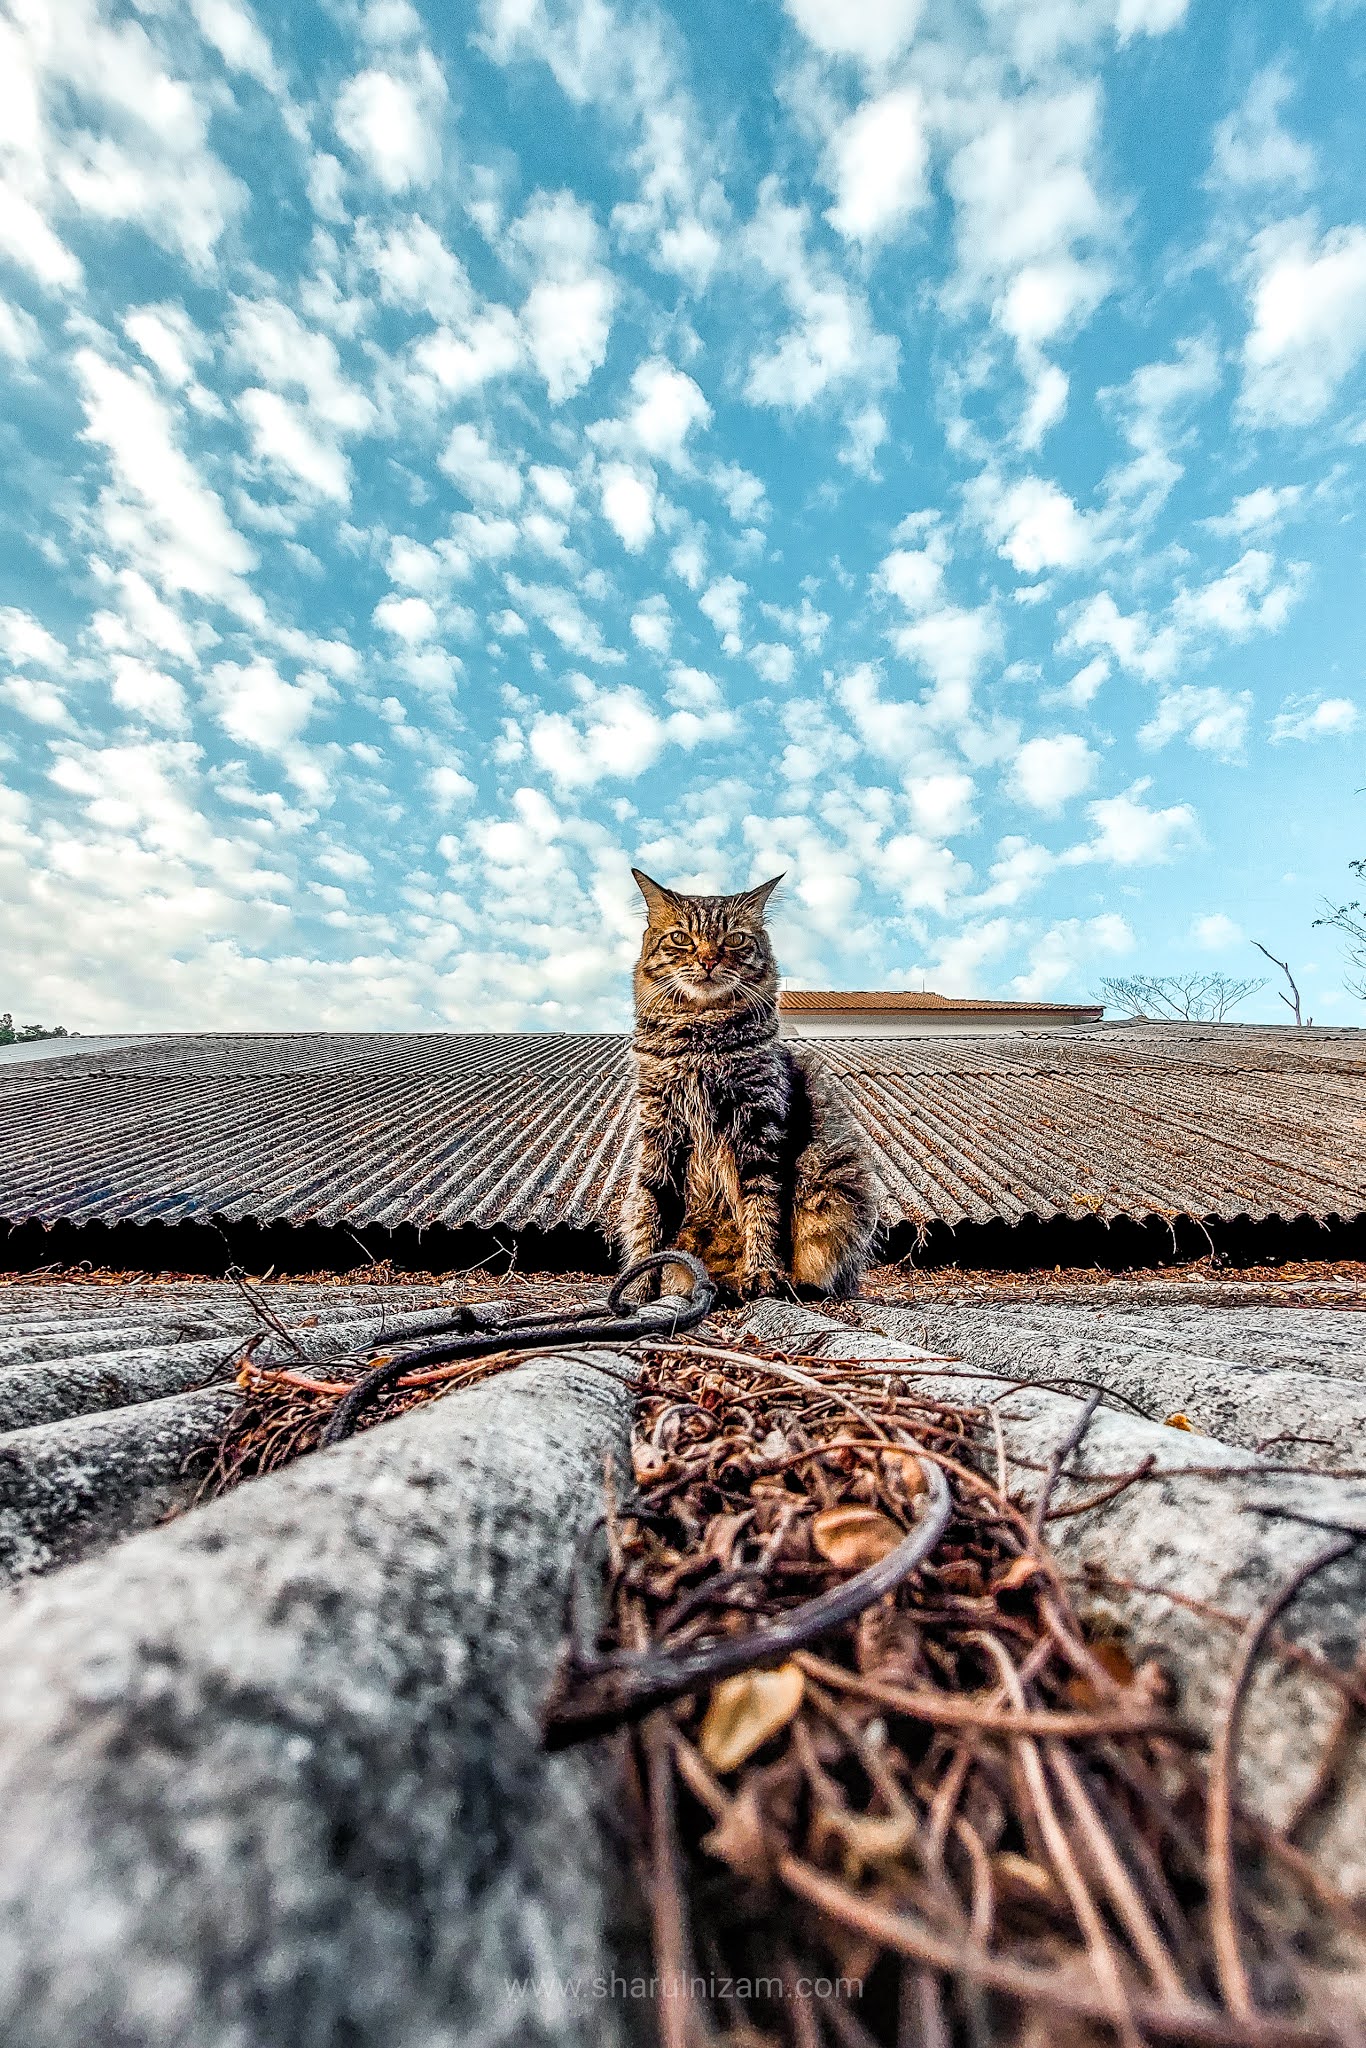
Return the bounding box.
[1097,974,1264,1024]
[1250,944,1309,1026]
[1314,892,1366,1002]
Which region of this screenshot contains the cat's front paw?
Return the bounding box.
[738,1267,784,1301]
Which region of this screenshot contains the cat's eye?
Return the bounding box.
[726,934,752,955]
[661,929,692,952]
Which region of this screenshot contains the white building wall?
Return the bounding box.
[779,1012,1097,1038]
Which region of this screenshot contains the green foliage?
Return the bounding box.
[0,1012,69,1046]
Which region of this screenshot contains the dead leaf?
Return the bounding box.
[1091,1639,1137,1687]
[700,1782,773,1881]
[811,1506,904,1569]
[993,1852,1063,1907]
[631,1442,673,1485]
[699,1664,805,1774]
[1163,1412,1203,1433]
[830,1808,918,1880]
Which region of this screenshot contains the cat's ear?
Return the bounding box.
[739,874,784,919]
[631,868,676,916]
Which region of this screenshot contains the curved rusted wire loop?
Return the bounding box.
[541,1458,953,1746]
[319,1250,717,1447]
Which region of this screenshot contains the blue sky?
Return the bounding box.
[1,0,1364,1032]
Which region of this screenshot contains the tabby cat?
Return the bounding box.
[622,869,878,1301]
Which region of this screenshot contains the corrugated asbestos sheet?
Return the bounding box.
[0,1022,1362,1235]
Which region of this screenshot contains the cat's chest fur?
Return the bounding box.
[635,1031,783,1142]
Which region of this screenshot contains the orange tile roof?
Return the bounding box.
[779,990,1104,1015]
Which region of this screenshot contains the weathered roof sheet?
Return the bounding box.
[779,989,1103,1015]
[0,1022,1362,1235]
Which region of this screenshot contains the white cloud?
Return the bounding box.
[373,594,438,643]
[429,761,476,807]
[1205,483,1304,536]
[1059,655,1109,707]
[1138,685,1251,758]
[510,190,616,403]
[1239,219,1366,426]
[976,837,1055,907]
[906,771,976,836]
[0,295,39,362]
[230,299,374,432]
[238,387,352,502]
[1061,591,1178,681]
[971,473,1096,573]
[505,578,620,664]
[1011,913,1133,998]
[203,657,332,754]
[1269,694,1359,742]
[1080,780,1199,865]
[1010,734,1098,813]
[0,607,66,669]
[597,357,711,469]
[670,536,706,590]
[891,606,1002,723]
[0,0,246,277]
[749,643,795,686]
[478,0,728,290]
[926,919,1015,996]
[699,575,746,648]
[840,403,887,476]
[598,463,656,550]
[1191,912,1244,950]
[945,86,1112,435]
[744,179,898,410]
[1101,336,1221,516]
[831,662,924,763]
[4,671,70,726]
[354,214,470,321]
[763,597,828,651]
[530,465,576,514]
[1209,67,1315,194]
[334,56,446,191]
[783,0,923,67]
[412,308,523,400]
[110,654,188,729]
[824,87,929,245]
[187,0,283,92]
[73,350,257,605]
[1172,548,1303,640]
[440,423,523,509]
[1114,0,1190,34]
[711,462,769,523]
[630,596,673,654]
[124,304,207,389]
[528,677,733,789]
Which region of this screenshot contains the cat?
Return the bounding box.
[621,868,878,1301]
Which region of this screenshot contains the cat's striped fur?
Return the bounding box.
[622,869,878,1301]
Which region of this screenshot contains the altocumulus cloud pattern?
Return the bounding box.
[0,0,1363,1031]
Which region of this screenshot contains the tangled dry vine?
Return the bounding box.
[199,1287,1364,2045]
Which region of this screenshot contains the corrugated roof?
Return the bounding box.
[0,1023,1362,1235]
[779,989,1103,1014]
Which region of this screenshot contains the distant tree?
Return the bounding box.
[0,1012,70,1046]
[1314,859,1366,1000]
[1251,942,1311,1026]
[1097,974,1265,1023]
